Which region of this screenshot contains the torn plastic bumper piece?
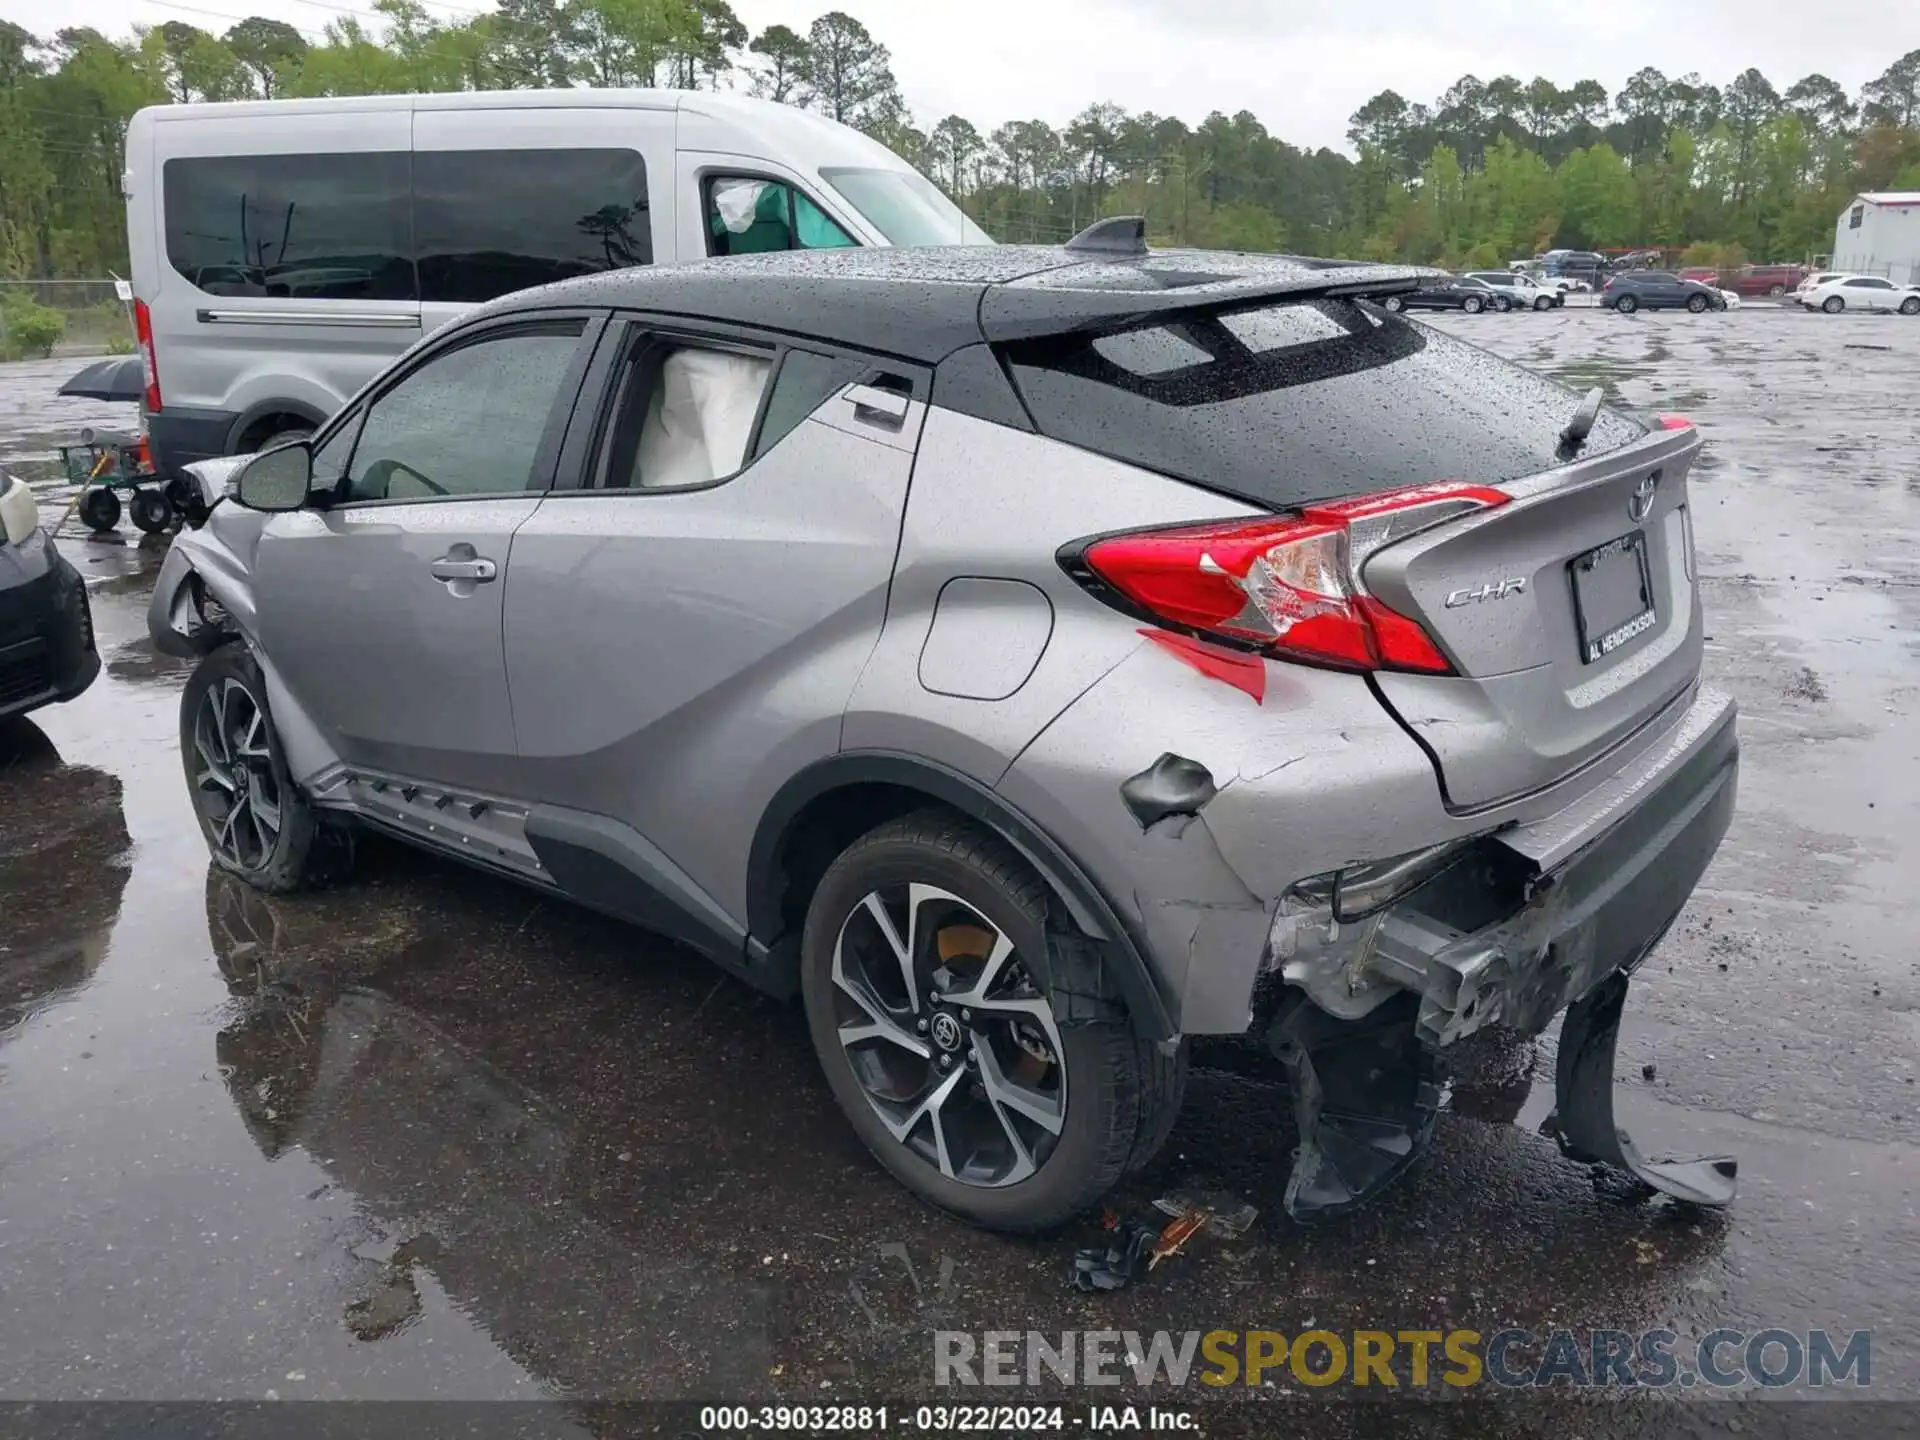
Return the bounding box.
[1270,992,1444,1224]
[1543,969,1737,1206]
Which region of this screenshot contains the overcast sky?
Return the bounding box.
[9,0,1913,152]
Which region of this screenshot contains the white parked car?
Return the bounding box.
[1799,274,1920,314]
[1717,288,1742,310]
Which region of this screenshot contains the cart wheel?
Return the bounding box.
[130,487,173,535]
[79,487,121,534]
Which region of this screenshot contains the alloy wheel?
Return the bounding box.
[830,883,1065,1187]
[192,678,283,869]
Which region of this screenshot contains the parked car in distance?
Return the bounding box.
[1,471,100,723]
[1794,271,1844,296]
[1464,271,1562,310]
[1602,270,1727,313]
[1677,266,1721,284]
[1726,264,1807,297]
[146,228,1740,1232]
[1453,276,1516,311]
[1379,279,1498,313]
[1797,273,1920,314]
[1543,249,1606,285]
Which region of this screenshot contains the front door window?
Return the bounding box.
[703,176,858,257]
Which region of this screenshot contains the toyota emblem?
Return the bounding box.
[1628,470,1660,523]
[930,1013,964,1052]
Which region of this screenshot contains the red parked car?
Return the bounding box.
[1678,266,1721,284]
[1726,264,1807,297]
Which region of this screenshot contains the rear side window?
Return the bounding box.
[754,349,864,458]
[163,154,414,300]
[415,149,651,303]
[1002,299,1647,509]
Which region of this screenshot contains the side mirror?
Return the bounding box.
[233,441,314,513]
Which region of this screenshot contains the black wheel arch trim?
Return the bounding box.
[747,751,1177,1040]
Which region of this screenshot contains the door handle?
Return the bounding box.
[844,383,910,429]
[430,555,497,582]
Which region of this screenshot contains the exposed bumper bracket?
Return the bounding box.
[1543,969,1737,1207]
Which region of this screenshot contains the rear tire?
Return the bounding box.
[1381,295,1404,312]
[1686,294,1708,314]
[1822,296,1844,314]
[79,487,120,533]
[129,487,173,534]
[180,644,352,894]
[801,811,1147,1232]
[1614,294,1638,314]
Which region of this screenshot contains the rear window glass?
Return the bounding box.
[1001,298,1646,508]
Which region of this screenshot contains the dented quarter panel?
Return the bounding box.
[997,641,1457,1032]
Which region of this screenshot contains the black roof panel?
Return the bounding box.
[493,245,1439,362]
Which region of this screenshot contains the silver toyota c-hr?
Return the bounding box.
[150,223,1741,1231]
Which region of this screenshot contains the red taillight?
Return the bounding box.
[133,299,162,413]
[1654,414,1693,430]
[1072,482,1508,676]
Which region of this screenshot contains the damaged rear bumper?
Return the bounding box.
[1283,683,1737,1048]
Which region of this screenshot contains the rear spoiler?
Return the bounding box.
[979,231,1447,342]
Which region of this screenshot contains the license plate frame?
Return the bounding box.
[1569,530,1656,664]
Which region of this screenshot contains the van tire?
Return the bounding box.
[256,425,312,453]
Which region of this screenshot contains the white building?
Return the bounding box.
[1831,192,1920,284]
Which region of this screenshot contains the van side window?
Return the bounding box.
[162,154,414,301]
[414,149,652,304]
[703,176,856,256]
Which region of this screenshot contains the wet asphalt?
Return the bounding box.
[0,310,1916,1432]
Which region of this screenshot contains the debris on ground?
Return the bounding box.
[1070,1192,1259,1292]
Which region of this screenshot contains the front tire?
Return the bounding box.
[1534,295,1553,311]
[1822,296,1844,313]
[1768,283,1786,296]
[180,644,350,893]
[1462,296,1485,314]
[1686,294,1709,313]
[1900,297,1920,316]
[801,812,1153,1232]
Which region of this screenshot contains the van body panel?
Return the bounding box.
[128,90,960,480]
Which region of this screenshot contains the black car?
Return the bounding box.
[1542,249,1606,285]
[0,473,100,722]
[1601,270,1727,314]
[1379,280,1501,314]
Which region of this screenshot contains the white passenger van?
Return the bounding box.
[124,89,990,479]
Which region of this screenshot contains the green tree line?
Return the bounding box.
[2,3,1918,279]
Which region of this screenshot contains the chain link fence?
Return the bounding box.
[0,280,134,361]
